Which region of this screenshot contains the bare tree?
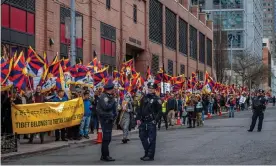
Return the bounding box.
[214,17,228,84]
[233,50,270,88]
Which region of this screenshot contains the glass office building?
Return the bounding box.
[202,0,263,59]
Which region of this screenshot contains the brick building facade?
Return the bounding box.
[1,0,214,78]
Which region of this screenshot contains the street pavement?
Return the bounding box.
[2,106,276,165]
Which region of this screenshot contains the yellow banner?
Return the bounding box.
[11,97,84,134]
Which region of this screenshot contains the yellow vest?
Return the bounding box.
[162,102,167,113]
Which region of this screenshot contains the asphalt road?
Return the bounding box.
[3,107,276,165]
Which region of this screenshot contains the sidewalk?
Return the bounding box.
[1,111,230,160]
[1,129,132,160]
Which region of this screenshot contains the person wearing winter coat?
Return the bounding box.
[79,92,92,139]
[119,92,133,144]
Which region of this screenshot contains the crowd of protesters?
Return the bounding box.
[1,86,100,143]
[1,84,274,145]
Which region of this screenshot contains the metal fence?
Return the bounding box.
[1,134,18,154]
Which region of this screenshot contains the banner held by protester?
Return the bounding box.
[11,97,84,134]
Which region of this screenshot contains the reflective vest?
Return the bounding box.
[162,102,167,113]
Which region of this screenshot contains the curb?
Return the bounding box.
[1,144,69,160]
[1,129,139,160]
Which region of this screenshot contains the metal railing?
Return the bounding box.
[1,134,18,154]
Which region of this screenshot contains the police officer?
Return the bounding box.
[97,79,117,162]
[248,89,266,132]
[136,82,162,161]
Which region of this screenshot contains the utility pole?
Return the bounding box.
[70,0,76,66]
[230,37,233,85]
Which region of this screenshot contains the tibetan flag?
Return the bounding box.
[124,77,131,92]
[146,66,151,81]
[113,70,121,80]
[47,61,61,78]
[191,72,197,88]
[60,58,70,72]
[10,51,29,91]
[88,57,102,72]
[163,73,172,83]
[172,81,184,92]
[202,71,215,93]
[122,59,133,68]
[187,77,192,89]
[131,67,138,78]
[154,72,163,84]
[26,46,45,77]
[74,65,89,82]
[42,51,48,77]
[173,74,185,83]
[1,57,13,85]
[51,54,59,65]
[41,62,65,92]
[54,63,65,90]
[93,67,109,86]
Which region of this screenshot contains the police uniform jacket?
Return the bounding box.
[96,92,116,119]
[252,96,266,111]
[136,93,162,123]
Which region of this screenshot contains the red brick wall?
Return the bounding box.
[33,0,214,77]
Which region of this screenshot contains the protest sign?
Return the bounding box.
[11,97,84,134]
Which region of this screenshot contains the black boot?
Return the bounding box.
[101,156,115,162]
[122,139,127,144]
[142,156,154,161]
[140,155,147,160]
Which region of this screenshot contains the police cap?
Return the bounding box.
[258,89,265,93]
[147,82,157,89]
[104,79,114,90]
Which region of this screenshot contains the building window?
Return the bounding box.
[60,7,83,61]
[106,0,111,9]
[166,8,176,50]
[207,38,212,66]
[149,0,163,44]
[168,59,173,75]
[2,3,35,34]
[151,54,159,76]
[100,22,116,66]
[190,25,197,60]
[133,4,137,23]
[1,0,35,48]
[199,71,204,81]
[199,32,205,63]
[101,38,116,57]
[4,0,35,11]
[180,64,185,75]
[179,18,188,55]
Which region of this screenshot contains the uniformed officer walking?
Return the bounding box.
[248,89,267,132]
[136,82,162,161]
[97,79,117,162]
